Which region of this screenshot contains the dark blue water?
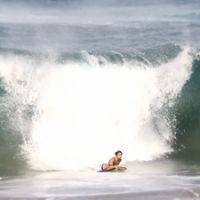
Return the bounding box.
[0,0,200,52]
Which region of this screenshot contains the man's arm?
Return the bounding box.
[108,158,114,166]
[108,158,119,169]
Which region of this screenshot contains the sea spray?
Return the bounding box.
[0,47,193,171]
[24,48,193,170]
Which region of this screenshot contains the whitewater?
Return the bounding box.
[0,0,200,199]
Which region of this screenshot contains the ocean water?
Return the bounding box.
[0,0,200,199]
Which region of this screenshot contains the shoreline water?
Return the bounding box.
[1,159,200,200]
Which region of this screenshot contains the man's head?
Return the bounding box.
[115,150,123,160]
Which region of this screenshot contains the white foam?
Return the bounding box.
[0,47,193,171]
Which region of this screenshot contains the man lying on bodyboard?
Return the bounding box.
[98,150,127,172]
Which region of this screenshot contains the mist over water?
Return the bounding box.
[0,0,200,52]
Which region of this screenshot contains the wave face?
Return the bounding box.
[172,54,200,161]
[0,45,197,174]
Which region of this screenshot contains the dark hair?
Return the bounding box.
[115,150,123,156]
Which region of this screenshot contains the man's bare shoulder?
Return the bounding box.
[109,157,115,162]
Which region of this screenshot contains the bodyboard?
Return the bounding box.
[97,167,127,172]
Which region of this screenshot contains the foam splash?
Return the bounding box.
[0,48,193,171]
